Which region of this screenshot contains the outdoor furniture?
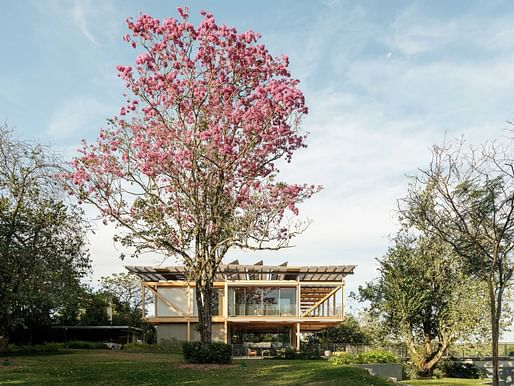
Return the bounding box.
[247,348,257,356]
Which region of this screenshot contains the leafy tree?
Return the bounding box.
[66,8,318,344]
[357,230,489,376]
[77,291,111,326]
[305,314,371,345]
[0,127,91,343]
[99,273,151,317]
[99,272,154,330]
[401,140,514,385]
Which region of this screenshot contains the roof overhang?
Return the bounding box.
[126,263,356,282]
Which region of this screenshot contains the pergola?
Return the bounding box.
[126,261,355,282]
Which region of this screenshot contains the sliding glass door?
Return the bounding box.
[228,287,297,316]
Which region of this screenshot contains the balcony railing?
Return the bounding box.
[228,304,297,317]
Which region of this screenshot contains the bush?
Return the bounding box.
[182,342,232,364]
[63,341,109,350]
[438,359,487,379]
[285,347,321,360]
[123,340,182,354]
[268,347,321,360]
[2,343,64,355]
[330,350,399,365]
[402,362,420,380]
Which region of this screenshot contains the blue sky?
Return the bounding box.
[3,0,514,320]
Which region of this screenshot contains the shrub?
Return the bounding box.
[438,359,487,379]
[269,347,321,360]
[2,343,64,355]
[329,350,399,365]
[182,342,232,364]
[63,341,109,349]
[402,362,420,380]
[123,340,182,354]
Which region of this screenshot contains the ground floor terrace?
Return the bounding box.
[155,319,342,355]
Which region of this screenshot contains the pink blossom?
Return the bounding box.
[65,8,320,255]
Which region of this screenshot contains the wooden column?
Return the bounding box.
[224,281,229,317]
[296,279,301,317]
[224,281,229,344]
[187,321,191,342]
[340,281,344,318]
[153,286,157,317]
[187,285,192,316]
[141,282,146,319]
[296,322,301,351]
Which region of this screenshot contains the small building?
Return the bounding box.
[126,261,355,352]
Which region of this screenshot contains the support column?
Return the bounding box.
[340,281,345,318]
[187,321,191,342]
[296,323,301,351]
[153,285,157,317]
[224,281,229,344]
[297,279,301,317]
[141,282,146,319]
[224,281,229,317]
[187,285,192,316]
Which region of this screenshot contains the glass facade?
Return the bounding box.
[228,287,297,316]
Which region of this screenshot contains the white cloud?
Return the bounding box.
[47,97,111,139]
[40,0,120,46]
[70,0,99,45]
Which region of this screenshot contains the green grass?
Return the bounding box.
[0,349,394,385]
[402,378,490,385]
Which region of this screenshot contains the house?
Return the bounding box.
[126,261,355,352]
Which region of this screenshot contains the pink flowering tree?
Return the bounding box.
[66,8,319,344]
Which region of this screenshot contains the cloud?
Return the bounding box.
[47,97,112,140]
[40,0,120,46]
[70,0,99,45]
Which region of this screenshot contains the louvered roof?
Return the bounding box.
[126,261,355,282]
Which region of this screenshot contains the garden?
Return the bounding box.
[0,342,493,385]
[0,348,396,386]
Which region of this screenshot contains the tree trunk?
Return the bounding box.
[407,336,450,377]
[488,280,500,386]
[0,329,8,353]
[195,280,213,345]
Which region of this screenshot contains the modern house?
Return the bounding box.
[126,261,355,353]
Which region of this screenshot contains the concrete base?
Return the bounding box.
[355,363,403,382]
[466,359,514,386]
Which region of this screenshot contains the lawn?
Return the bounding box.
[0,349,395,385]
[402,378,490,385]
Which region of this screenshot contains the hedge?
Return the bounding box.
[330,350,399,365]
[182,342,232,364]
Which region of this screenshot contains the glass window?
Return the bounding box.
[263,287,279,315]
[245,287,262,316]
[235,288,246,316]
[279,287,296,316]
[228,287,297,316]
[212,289,222,316]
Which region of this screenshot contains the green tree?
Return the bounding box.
[358,230,489,376]
[99,272,153,327]
[306,314,371,345]
[77,291,111,326]
[0,127,91,342]
[402,140,514,385]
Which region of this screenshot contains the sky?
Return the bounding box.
[2,0,514,322]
